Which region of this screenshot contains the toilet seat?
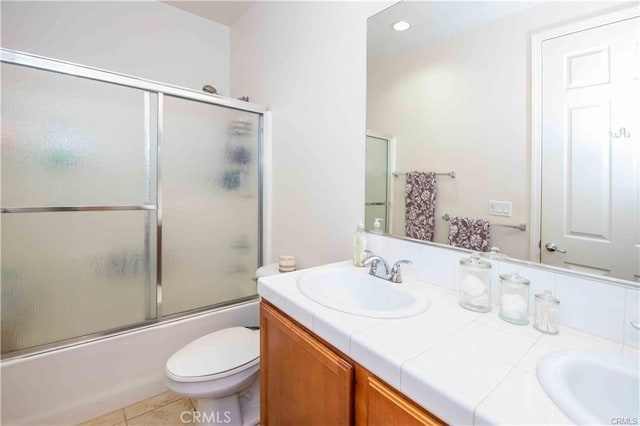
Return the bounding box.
[166,327,259,383]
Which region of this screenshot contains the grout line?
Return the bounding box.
[125,397,193,425]
[125,394,180,423]
[81,393,195,425]
[471,362,519,425]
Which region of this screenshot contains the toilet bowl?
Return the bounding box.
[166,327,260,426]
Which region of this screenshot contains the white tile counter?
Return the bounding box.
[257,261,637,425]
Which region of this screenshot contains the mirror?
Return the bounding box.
[366,1,639,283]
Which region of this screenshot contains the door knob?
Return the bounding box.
[545,242,567,253]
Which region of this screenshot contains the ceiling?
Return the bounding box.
[368,1,539,57]
[163,1,539,54]
[163,1,257,26]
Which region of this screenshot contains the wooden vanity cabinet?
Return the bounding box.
[260,301,446,426]
[260,301,353,425]
[355,366,445,426]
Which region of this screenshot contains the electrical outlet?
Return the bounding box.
[489,200,512,217]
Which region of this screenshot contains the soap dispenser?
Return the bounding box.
[372,218,384,234]
[353,224,368,267]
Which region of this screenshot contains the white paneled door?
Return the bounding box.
[541,15,639,281]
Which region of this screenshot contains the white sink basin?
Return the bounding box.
[297,267,429,318]
[537,350,640,424]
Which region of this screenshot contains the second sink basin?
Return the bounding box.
[297,267,430,318]
[537,350,640,424]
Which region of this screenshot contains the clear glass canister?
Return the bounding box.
[458,252,492,312]
[534,291,560,335]
[499,272,530,325]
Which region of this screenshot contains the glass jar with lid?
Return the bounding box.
[458,252,492,312]
[534,290,560,334]
[498,272,530,325]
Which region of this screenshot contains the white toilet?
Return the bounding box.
[165,327,260,426]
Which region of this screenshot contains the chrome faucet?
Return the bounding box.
[363,252,412,283]
[389,260,412,283]
[363,254,390,279]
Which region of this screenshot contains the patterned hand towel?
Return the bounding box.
[447,216,491,252]
[405,172,437,241]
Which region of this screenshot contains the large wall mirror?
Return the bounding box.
[366,1,639,283]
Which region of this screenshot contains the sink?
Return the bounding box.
[297,267,429,318]
[537,350,640,424]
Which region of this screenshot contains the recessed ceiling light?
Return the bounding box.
[392,21,411,32]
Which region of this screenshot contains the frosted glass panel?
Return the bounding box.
[365,136,389,204]
[1,54,263,355]
[365,136,388,232]
[161,96,260,316]
[1,211,156,353]
[1,63,155,207]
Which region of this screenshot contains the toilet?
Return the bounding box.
[165,327,260,426]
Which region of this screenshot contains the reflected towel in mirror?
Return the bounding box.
[405,172,436,241]
[447,216,491,252]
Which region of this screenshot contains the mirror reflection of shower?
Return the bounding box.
[365,133,393,233]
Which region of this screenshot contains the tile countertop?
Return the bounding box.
[257,261,639,425]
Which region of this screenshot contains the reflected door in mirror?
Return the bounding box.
[541,16,639,282]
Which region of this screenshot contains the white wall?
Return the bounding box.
[230,1,393,269]
[367,1,627,260]
[1,1,230,94]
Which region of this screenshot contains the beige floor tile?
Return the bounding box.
[124,391,181,420]
[127,399,194,426]
[77,409,125,426]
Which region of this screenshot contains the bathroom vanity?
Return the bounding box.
[258,261,636,425]
[260,300,443,425]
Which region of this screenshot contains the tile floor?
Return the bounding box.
[78,391,197,426]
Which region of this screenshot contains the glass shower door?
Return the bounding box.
[0,62,157,354]
[161,96,261,316]
[365,135,389,232]
[1,51,264,357]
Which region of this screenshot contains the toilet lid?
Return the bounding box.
[166,327,259,381]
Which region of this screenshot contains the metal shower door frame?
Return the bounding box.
[0,48,266,359]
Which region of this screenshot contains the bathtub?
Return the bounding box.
[0,300,259,425]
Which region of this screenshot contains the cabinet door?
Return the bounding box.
[356,366,445,426]
[260,302,353,425]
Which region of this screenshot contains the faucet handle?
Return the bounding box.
[390,259,413,283]
[363,254,381,275]
[391,259,413,271]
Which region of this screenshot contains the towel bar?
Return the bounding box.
[392,171,456,179]
[442,213,527,232]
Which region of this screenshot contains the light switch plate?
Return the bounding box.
[489,200,512,217]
